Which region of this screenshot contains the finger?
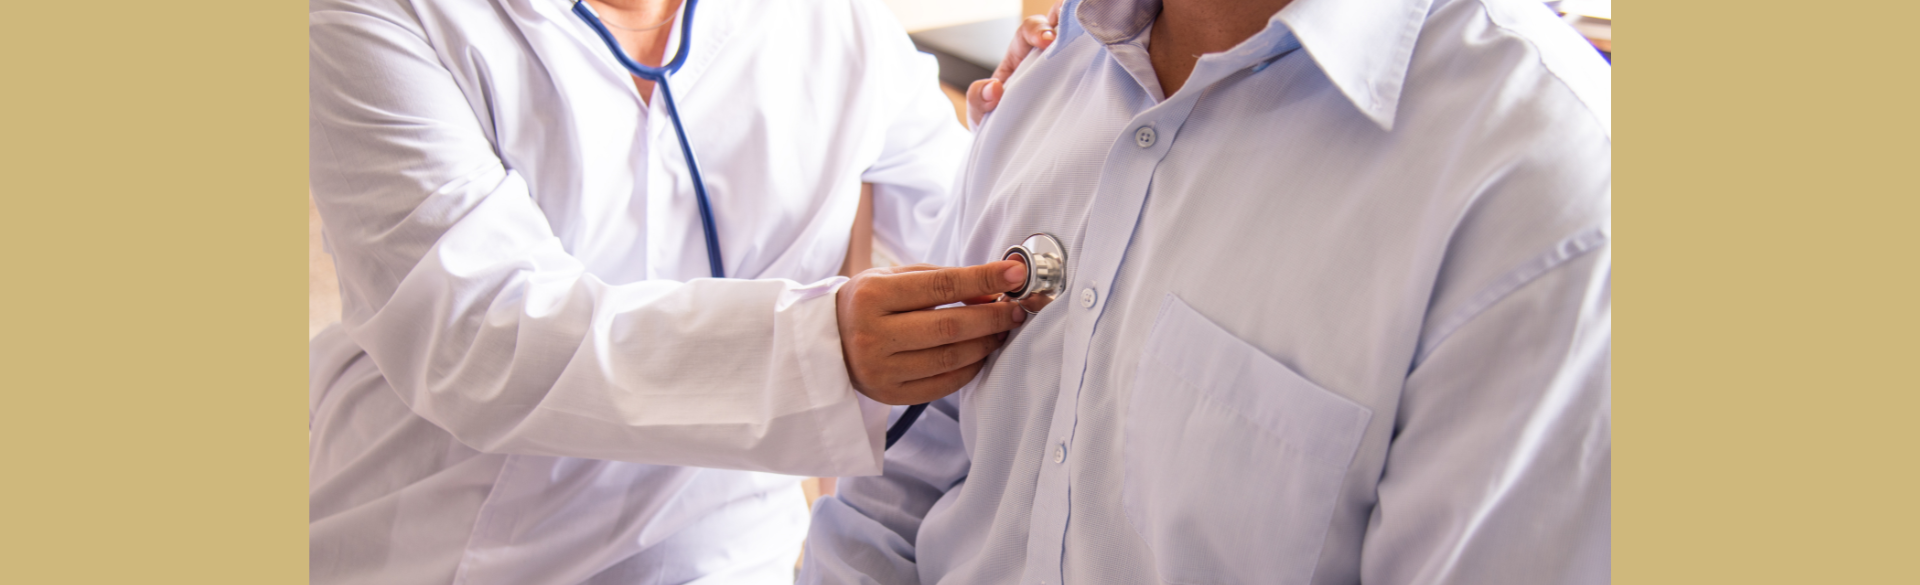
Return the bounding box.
[966,78,993,129]
[976,79,1004,124]
[883,301,1025,352]
[888,359,990,405]
[1017,14,1056,54]
[875,260,1027,312]
[886,333,1005,383]
[992,15,1052,84]
[958,294,1000,306]
[1048,0,1063,28]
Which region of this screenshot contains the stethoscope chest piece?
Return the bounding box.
[1002,233,1067,314]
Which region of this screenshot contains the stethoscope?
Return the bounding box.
[575,0,1069,451]
[883,233,1068,449]
[572,0,726,278]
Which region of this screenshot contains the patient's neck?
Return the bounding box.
[1148,0,1294,96]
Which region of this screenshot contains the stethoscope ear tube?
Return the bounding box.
[572,0,697,78]
[884,403,928,450]
[573,0,725,278]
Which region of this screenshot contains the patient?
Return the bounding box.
[801,0,1611,583]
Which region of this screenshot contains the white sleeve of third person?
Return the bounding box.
[851,0,972,265]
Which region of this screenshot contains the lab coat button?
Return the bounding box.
[1134,126,1156,148]
[1079,288,1096,308]
[1054,441,1067,463]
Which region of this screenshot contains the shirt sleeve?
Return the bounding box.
[849,0,972,265]
[308,5,883,476]
[1360,239,1611,584]
[801,396,970,583]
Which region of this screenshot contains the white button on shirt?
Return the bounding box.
[307,0,967,582]
[804,0,1611,583]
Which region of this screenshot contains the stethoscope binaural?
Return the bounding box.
[884,233,1068,449]
[573,0,726,278]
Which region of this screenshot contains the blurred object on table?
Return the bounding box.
[911,17,1020,90]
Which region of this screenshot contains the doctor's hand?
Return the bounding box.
[837,261,1029,405]
[966,1,1065,129]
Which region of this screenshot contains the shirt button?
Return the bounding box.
[1079,287,1097,308]
[1054,441,1067,463]
[1134,125,1156,148]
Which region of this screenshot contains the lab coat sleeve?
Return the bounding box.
[1359,241,1611,584]
[851,0,972,265]
[308,6,884,476]
[801,396,969,584]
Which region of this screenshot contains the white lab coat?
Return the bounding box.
[307,0,968,581]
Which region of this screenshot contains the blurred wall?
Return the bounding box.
[879,0,1018,32]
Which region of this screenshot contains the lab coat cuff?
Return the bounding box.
[783,276,886,476]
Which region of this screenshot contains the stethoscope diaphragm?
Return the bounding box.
[1002,233,1067,315]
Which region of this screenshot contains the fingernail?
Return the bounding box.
[983,82,997,101]
[1003,262,1026,286]
[1042,30,1054,41]
[1011,303,1027,323]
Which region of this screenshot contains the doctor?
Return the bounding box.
[309,0,1057,582]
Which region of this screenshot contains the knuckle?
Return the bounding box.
[929,271,960,301]
[849,331,878,351]
[934,315,960,342]
[935,345,962,372]
[851,281,883,307]
[977,267,1002,295]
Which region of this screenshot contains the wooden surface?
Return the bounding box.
[309,196,340,340]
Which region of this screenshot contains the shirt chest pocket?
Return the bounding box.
[1123,295,1372,585]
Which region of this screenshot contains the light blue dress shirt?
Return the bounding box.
[804,0,1611,583]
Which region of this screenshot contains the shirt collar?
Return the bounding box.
[1069,0,1431,130]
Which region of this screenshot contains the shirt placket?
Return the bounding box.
[1015,30,1302,580]
[1019,60,1210,585]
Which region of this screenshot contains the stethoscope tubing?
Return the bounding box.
[884,403,927,450]
[576,0,933,451]
[573,0,726,279]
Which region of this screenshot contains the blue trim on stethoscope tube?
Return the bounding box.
[572,0,725,279]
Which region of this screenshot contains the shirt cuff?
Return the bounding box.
[782,275,886,476]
